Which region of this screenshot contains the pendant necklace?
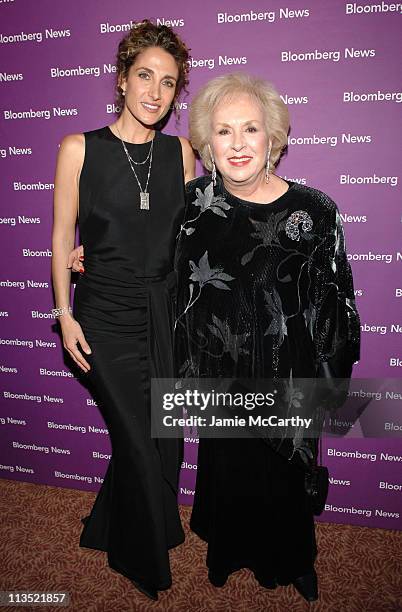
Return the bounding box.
[116,125,154,210]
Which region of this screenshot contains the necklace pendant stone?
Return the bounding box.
[140,192,150,210]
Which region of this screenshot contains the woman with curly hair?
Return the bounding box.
[51,20,195,601]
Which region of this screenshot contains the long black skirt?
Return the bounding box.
[74,271,184,590]
[190,437,317,587]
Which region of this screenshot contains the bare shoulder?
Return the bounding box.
[178,136,194,157]
[57,133,85,173]
[178,136,196,182]
[59,133,84,156]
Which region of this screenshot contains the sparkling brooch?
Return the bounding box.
[285,210,313,241]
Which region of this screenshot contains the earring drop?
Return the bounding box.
[265,144,272,183]
[211,159,217,186]
[208,144,216,186]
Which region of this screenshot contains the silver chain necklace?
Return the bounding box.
[124,140,153,166]
[116,125,154,210]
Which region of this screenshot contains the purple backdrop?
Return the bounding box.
[0,0,401,530]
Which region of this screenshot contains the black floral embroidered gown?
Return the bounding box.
[174,175,360,586]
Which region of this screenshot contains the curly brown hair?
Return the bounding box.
[115,19,190,112]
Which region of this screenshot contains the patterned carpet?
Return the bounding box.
[0,479,401,612]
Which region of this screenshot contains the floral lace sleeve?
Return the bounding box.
[307,202,361,379]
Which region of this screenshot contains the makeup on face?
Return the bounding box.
[210,94,269,184]
[121,46,179,124]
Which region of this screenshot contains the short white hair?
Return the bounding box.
[189,72,290,172]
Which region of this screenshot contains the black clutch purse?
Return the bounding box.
[304,437,329,516]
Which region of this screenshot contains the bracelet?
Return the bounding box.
[51,306,72,318]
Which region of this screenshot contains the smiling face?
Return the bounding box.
[120,46,179,126]
[209,93,270,186]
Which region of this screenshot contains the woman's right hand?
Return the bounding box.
[67,244,84,273]
[59,314,92,373]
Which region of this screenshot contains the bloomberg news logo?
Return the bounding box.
[217,8,310,23]
[0,28,71,44]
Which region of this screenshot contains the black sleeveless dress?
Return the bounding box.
[73,126,185,590]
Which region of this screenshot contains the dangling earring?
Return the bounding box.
[122,89,126,97]
[208,144,216,186]
[211,159,217,187]
[265,143,272,183]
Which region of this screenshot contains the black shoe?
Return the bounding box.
[131,579,158,601]
[80,516,89,526]
[208,569,228,587]
[292,570,318,602]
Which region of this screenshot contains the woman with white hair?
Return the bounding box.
[174,72,360,601]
